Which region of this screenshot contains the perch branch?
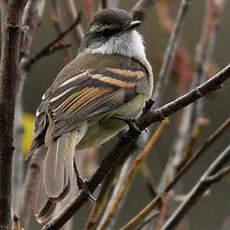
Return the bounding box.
[43,63,230,230]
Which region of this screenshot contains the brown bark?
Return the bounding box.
[0,0,28,228]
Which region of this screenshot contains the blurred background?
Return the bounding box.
[21,0,230,229]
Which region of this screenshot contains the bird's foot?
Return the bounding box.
[142,99,155,113]
[78,178,96,202]
[74,160,96,202]
[112,115,142,135]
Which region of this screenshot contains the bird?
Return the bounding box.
[29,8,153,223]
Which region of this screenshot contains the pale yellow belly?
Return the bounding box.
[77,94,146,149]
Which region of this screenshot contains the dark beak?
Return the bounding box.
[124,20,141,31]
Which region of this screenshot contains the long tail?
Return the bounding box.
[34,127,87,224]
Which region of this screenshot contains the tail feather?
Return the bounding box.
[43,131,76,199]
[33,125,88,224]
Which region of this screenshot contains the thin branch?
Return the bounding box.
[137,211,160,230]
[62,0,84,50]
[100,0,107,9]
[97,120,168,230]
[164,115,230,194]
[24,11,82,71]
[97,154,139,230]
[120,115,230,229]
[51,0,72,63]
[206,165,230,183]
[131,0,157,21]
[18,147,46,229]
[14,2,46,229]
[13,1,46,222]
[0,0,28,228]
[136,63,230,129]
[156,0,225,209]
[153,0,191,106]
[139,161,158,197]
[82,0,95,21]
[43,64,230,230]
[120,196,161,230]
[84,169,117,230]
[162,144,230,230]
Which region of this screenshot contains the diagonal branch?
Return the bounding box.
[136,63,230,129]
[24,11,82,71]
[162,144,230,230]
[43,63,230,230]
[120,115,230,230]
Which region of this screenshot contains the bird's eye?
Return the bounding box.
[94,25,121,37]
[101,27,117,37]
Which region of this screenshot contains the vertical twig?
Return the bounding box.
[151,2,227,227]
[15,1,46,229]
[51,0,72,63]
[58,0,84,50]
[12,0,46,215]
[100,0,107,9]
[81,0,95,21]
[131,0,156,21]
[158,0,226,201]
[0,0,28,228]
[153,0,191,106]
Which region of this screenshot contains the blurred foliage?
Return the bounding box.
[22,112,35,154]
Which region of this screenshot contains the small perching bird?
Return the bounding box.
[29,8,153,223]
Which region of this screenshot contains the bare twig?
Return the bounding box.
[131,0,156,21]
[153,0,191,106]
[13,1,46,220]
[97,154,139,230]
[137,211,160,230]
[139,161,157,197]
[97,120,168,230]
[120,196,161,230]
[61,0,84,50]
[24,11,82,71]
[120,115,230,230]
[84,169,117,230]
[0,0,28,228]
[156,0,225,210]
[99,0,120,9]
[51,0,72,63]
[18,147,46,229]
[136,63,230,129]
[82,0,95,21]
[42,64,230,230]
[100,0,107,9]
[164,115,230,194]
[162,144,230,230]
[14,2,46,229]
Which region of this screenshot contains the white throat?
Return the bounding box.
[84,30,147,62]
